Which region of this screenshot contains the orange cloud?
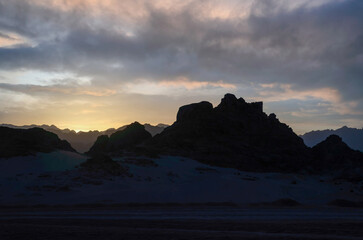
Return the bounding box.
[0,32,29,48]
[159,77,236,90]
[259,84,341,102]
[32,0,251,23]
[124,77,236,95]
[258,83,361,115]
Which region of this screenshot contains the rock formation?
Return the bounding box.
[80,154,128,176]
[148,93,310,172]
[87,122,152,156]
[0,127,75,158]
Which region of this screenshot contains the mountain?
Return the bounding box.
[87,122,152,156]
[301,126,363,152]
[147,93,310,172]
[0,127,75,158]
[0,123,168,153]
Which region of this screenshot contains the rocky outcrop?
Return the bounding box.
[148,93,309,172]
[80,154,128,176]
[177,101,213,122]
[0,127,75,158]
[311,135,363,173]
[87,122,152,156]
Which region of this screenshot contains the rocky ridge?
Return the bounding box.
[0,127,75,158]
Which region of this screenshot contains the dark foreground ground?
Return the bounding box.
[0,206,362,240]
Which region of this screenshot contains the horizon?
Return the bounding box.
[0,93,363,135]
[1,99,363,135]
[0,121,170,133]
[1,0,362,134]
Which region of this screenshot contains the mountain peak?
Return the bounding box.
[218,93,243,109]
[313,134,350,151]
[221,93,238,104]
[127,121,144,129]
[311,134,363,171]
[216,93,262,113]
[325,134,343,143]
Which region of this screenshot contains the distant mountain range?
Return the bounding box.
[0,123,168,153]
[300,126,363,152]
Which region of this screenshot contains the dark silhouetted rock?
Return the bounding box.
[88,135,109,154]
[311,134,363,173]
[0,127,75,158]
[87,122,152,156]
[80,154,127,176]
[148,93,309,172]
[176,101,213,122]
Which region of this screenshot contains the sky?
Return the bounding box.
[0,0,362,133]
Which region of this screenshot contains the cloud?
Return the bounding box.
[0,31,30,47]
[159,78,236,90]
[255,83,362,116]
[0,0,362,132]
[0,82,116,97]
[123,77,235,96]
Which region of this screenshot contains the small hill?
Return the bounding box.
[87,122,152,156]
[0,127,75,158]
[148,93,310,172]
[301,126,363,152]
[311,134,363,173]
